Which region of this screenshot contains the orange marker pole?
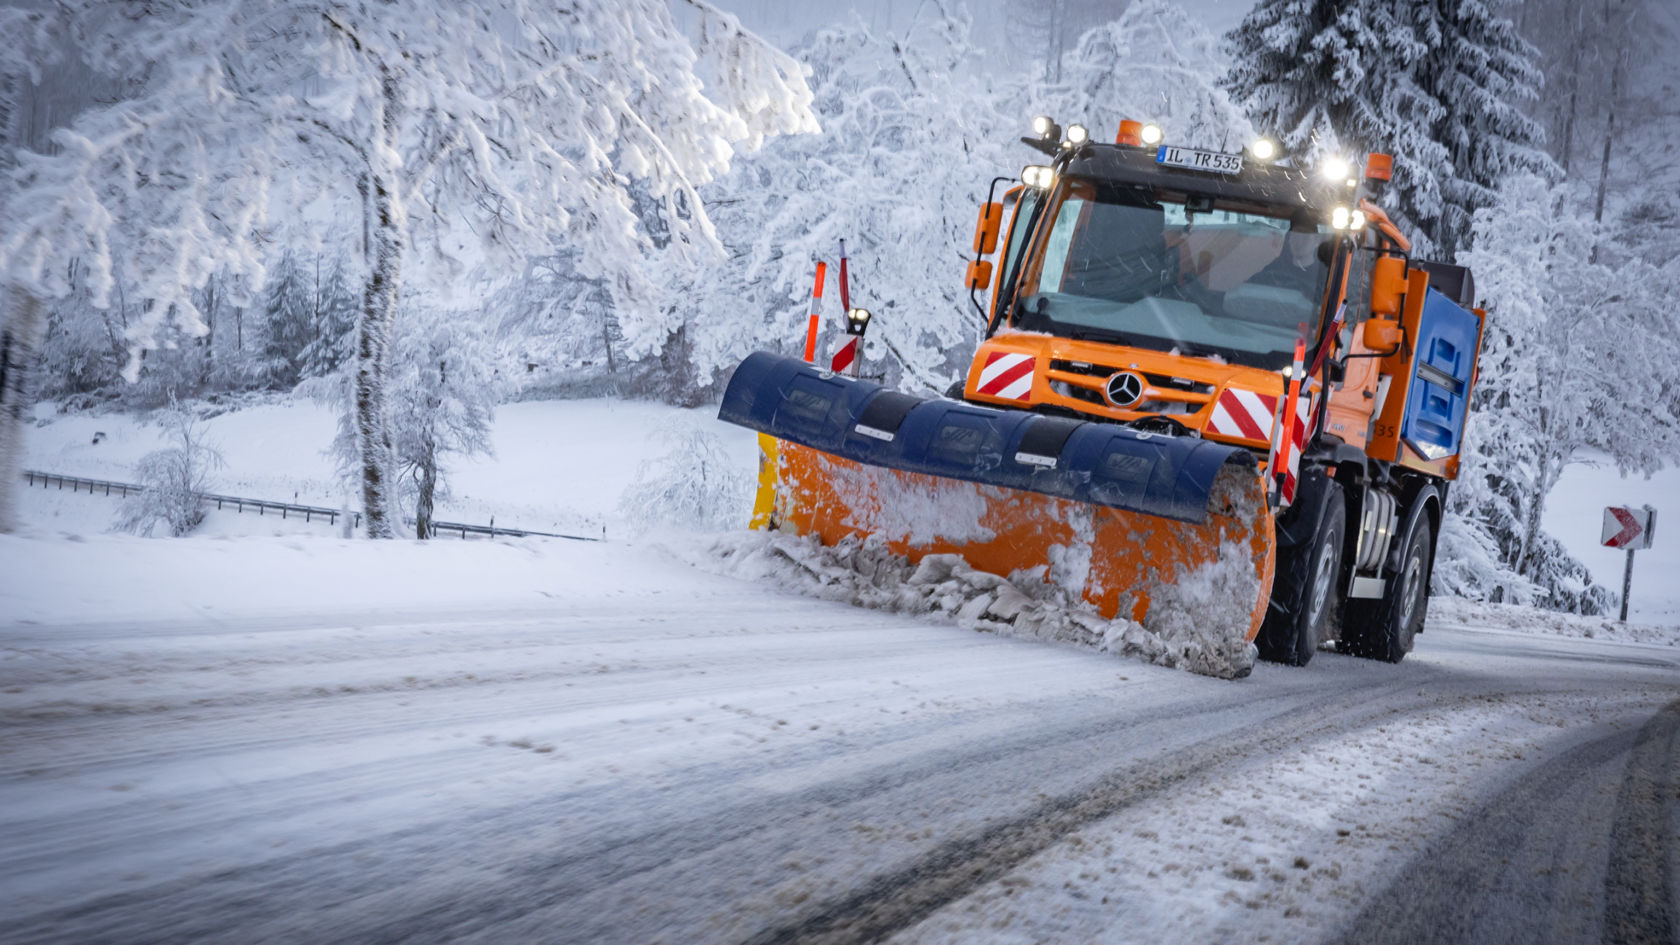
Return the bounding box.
[802,261,828,363]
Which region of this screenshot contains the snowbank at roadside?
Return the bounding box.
[1427,596,1680,647]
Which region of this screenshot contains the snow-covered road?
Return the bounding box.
[2,537,1677,945]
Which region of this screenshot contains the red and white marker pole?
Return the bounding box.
[829,239,863,377]
[802,260,828,364]
[1270,338,1307,507]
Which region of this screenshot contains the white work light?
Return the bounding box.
[1349,209,1367,231]
[1032,115,1056,138]
[1140,124,1164,145]
[1022,165,1055,189]
[1065,123,1089,145]
[1331,206,1352,230]
[1249,137,1278,161]
[846,307,872,336]
[1321,157,1352,182]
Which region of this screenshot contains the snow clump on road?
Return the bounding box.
[703,531,1257,679]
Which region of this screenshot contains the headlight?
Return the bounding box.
[1331,206,1352,230]
[1249,138,1278,161]
[1022,165,1055,189]
[1349,210,1367,231]
[1140,124,1163,145]
[1321,157,1352,182]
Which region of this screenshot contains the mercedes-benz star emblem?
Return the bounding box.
[1104,371,1146,408]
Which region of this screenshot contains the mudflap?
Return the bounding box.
[720,352,1276,644]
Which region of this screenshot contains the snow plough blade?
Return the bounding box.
[718,352,1275,644]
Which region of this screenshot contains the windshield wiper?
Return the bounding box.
[1068,327,1135,346]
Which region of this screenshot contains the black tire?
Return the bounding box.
[1258,481,1346,667]
[1343,507,1434,663]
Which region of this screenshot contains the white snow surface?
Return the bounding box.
[5,395,1680,943]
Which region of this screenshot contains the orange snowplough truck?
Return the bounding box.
[719,117,1484,669]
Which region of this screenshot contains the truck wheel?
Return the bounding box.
[1344,508,1434,663]
[1258,481,1345,667]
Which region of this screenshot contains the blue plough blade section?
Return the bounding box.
[717,351,1258,525]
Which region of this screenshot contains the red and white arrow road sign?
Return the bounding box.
[1602,505,1655,550]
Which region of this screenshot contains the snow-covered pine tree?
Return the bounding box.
[0,0,817,537]
[258,252,313,389]
[1222,0,1447,253]
[1223,0,1549,258]
[298,256,358,381]
[1414,0,1552,257]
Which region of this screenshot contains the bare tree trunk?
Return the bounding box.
[0,287,44,533]
[1592,53,1622,229]
[414,358,445,540]
[414,453,436,539]
[1559,38,1582,176]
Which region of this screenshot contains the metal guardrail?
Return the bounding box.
[21,469,600,542]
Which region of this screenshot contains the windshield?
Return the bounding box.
[1014,178,1332,369]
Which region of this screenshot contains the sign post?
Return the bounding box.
[1601,505,1657,622]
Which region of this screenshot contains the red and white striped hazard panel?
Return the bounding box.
[1206,388,1279,442]
[975,351,1035,401]
[829,337,858,375]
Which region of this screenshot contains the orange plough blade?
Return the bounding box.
[753,434,1275,645]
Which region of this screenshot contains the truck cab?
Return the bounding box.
[963,120,1485,666]
[965,135,1365,454]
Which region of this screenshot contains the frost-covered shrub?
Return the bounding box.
[113,410,223,537]
[618,425,752,533]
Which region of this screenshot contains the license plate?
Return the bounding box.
[1155,146,1243,175]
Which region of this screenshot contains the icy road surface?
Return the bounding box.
[2,537,1677,945]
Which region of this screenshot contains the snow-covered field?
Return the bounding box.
[19,397,759,540]
[17,394,1678,630]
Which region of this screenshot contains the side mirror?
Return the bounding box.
[972,202,1003,255]
[966,259,994,291]
[1370,255,1407,317]
[1362,318,1403,353]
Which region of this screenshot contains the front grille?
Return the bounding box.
[1048,360,1215,396]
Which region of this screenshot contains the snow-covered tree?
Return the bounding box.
[618,421,752,533]
[1054,0,1253,152]
[679,4,1019,394]
[0,0,817,537]
[1440,174,1680,609]
[112,407,223,538]
[298,256,358,381]
[1222,0,1550,258]
[386,311,497,539]
[259,252,314,389]
[1222,1,1443,245]
[1414,1,1553,255]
